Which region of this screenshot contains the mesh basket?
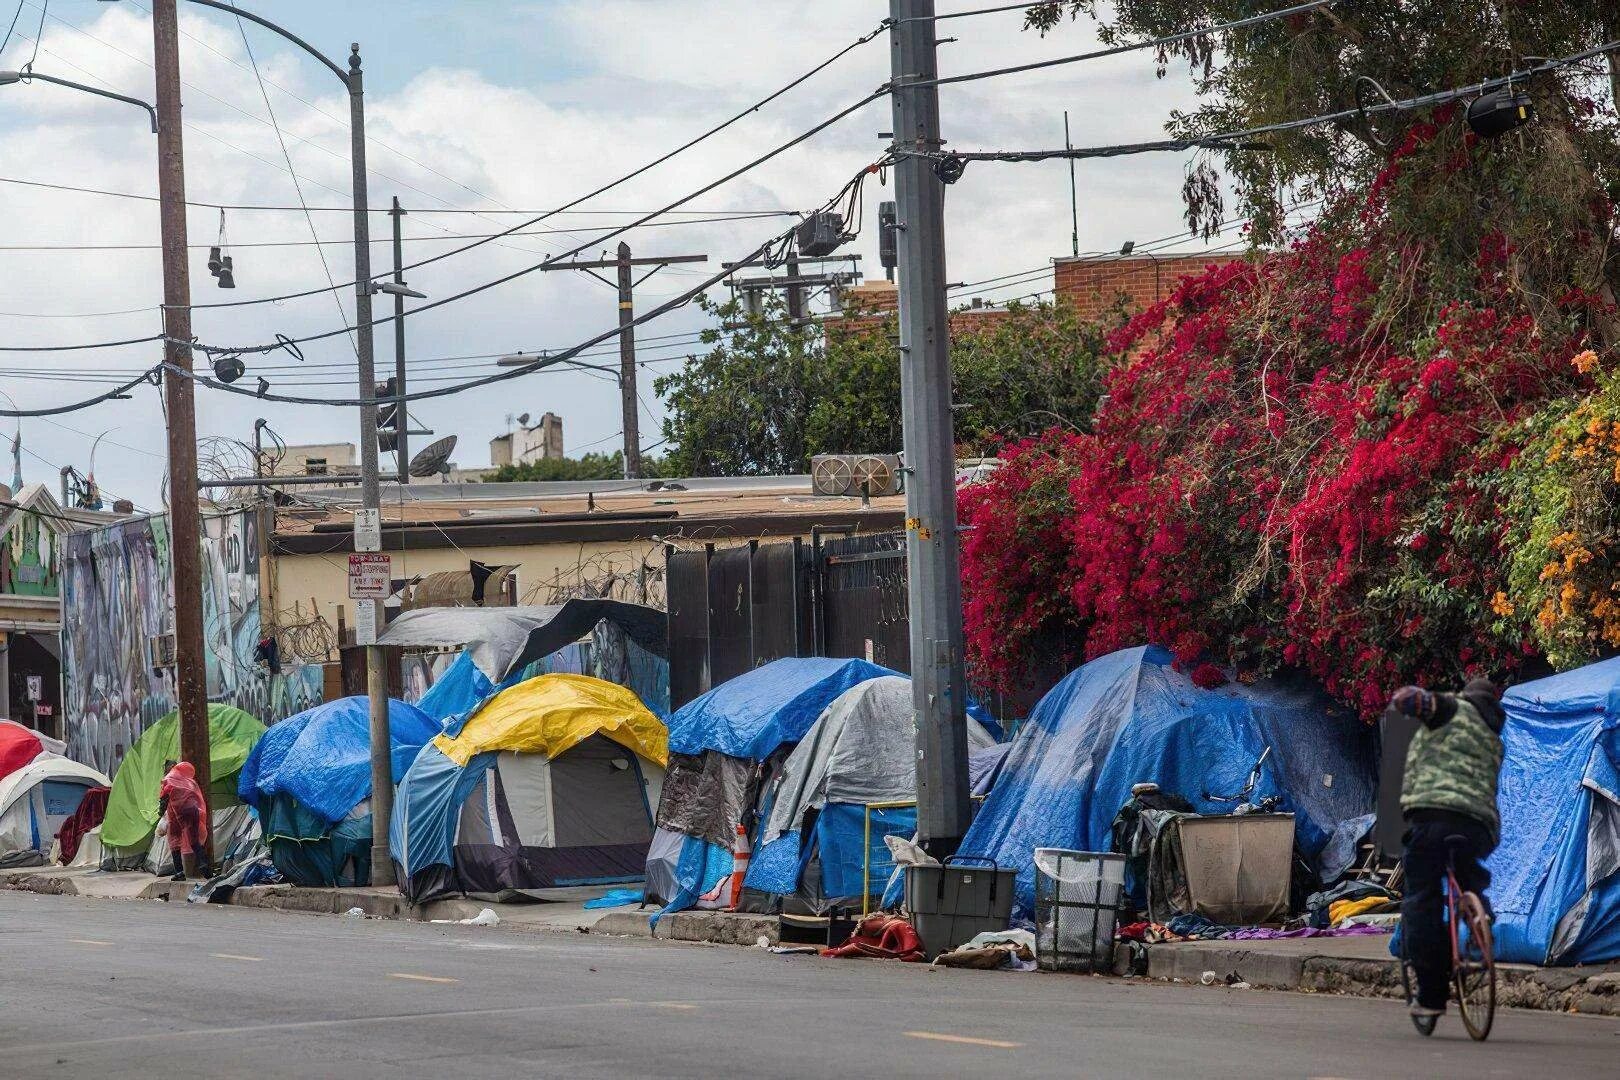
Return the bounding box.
[1033,849,1126,973]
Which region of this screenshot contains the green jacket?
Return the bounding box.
[1401,696,1505,842]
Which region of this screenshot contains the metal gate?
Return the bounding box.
[814,530,910,672]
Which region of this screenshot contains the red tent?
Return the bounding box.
[0,722,44,781]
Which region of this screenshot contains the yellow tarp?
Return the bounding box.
[433,673,667,768]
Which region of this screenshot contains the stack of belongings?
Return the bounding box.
[747,675,998,914]
[1305,879,1400,931]
[956,646,1377,922]
[392,674,667,902]
[0,719,109,868]
[238,696,439,887]
[100,704,266,874]
[647,657,894,917]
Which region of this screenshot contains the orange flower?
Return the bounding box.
[1490,591,1515,617]
[1572,349,1600,374]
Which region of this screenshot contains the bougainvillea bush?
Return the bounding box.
[960,107,1617,716]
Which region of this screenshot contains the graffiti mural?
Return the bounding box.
[61,510,322,774]
[0,506,59,597]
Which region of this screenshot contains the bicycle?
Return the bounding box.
[1400,834,1496,1041]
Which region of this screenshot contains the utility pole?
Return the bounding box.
[151,0,212,863]
[389,196,409,484]
[890,0,971,855]
[1065,110,1079,258]
[615,243,641,480]
[533,247,707,480]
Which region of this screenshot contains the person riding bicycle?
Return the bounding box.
[1390,678,1505,1020]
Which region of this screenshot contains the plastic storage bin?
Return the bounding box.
[1033,849,1126,973]
[904,855,1015,960]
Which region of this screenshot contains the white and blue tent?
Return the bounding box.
[1490,659,1620,965]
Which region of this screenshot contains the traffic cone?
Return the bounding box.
[727,821,752,910]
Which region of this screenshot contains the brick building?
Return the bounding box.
[1053,251,1242,322]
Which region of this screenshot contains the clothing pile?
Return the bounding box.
[1305,879,1401,930]
[931,929,1037,971]
[1116,911,1390,943]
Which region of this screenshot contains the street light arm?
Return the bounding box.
[180,0,349,85]
[2,70,159,132]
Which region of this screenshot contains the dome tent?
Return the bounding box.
[391,674,667,903]
[238,696,438,887]
[101,703,266,872]
[0,756,109,867]
[747,675,998,912]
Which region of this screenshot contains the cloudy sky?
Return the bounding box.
[0,0,1227,508]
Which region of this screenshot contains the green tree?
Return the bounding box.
[656,292,1108,475]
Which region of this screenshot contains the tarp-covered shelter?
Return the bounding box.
[382,600,670,722]
[648,656,895,912]
[1489,659,1620,964]
[0,755,108,866]
[0,719,54,781]
[958,646,1377,920]
[101,703,265,871]
[238,696,438,886]
[746,675,997,911]
[391,673,667,902]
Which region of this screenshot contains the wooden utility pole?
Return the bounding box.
[535,246,707,479]
[151,0,212,861]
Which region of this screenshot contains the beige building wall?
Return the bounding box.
[271,443,359,477]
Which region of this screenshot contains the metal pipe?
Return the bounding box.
[0,70,158,132]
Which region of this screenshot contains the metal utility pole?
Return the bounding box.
[151,0,213,862]
[389,197,409,484]
[536,247,707,480]
[1065,110,1079,258]
[890,0,971,854]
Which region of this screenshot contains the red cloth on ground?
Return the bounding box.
[821,914,926,962]
[55,785,110,864]
[159,762,209,856]
[0,722,44,781]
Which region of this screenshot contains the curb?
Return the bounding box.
[593,909,780,946]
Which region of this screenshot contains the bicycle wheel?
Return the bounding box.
[1400,931,1437,1036]
[1454,892,1496,1041]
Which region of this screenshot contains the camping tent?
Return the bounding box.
[101,703,266,871]
[1489,659,1620,965]
[238,696,439,886]
[957,645,1377,920]
[0,756,109,867]
[385,600,671,722]
[391,673,667,902]
[746,675,997,911]
[647,656,896,912]
[0,720,52,781]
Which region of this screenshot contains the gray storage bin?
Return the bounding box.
[905,855,1015,960]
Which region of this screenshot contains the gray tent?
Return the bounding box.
[378,600,667,683]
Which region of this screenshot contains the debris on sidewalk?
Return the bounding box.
[432,906,501,926]
[931,928,1037,971]
[583,888,643,910]
[821,913,925,962]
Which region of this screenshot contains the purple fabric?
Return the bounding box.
[1223,924,1391,940]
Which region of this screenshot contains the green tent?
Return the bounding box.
[101,703,266,853]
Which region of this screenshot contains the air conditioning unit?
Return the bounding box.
[796,212,845,257]
[811,453,902,497]
[149,632,177,670]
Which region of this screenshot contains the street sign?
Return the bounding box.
[34,704,52,717]
[354,598,378,646]
[353,508,382,553]
[348,552,391,599]
[25,675,42,701]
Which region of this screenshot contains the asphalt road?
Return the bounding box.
[1,891,1615,1079]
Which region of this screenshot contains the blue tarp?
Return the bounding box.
[237,696,439,826]
[666,657,895,761]
[390,742,497,894]
[957,646,1377,919]
[1488,659,1620,965]
[416,650,497,723]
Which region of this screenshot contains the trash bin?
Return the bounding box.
[1033,849,1125,973]
[905,855,1015,960]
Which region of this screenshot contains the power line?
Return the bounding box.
[0,0,24,59]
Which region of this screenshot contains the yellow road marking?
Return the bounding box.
[388,973,460,984]
[905,1031,1021,1049]
[210,953,262,962]
[69,939,112,947]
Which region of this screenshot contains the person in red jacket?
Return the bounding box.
[157,761,209,880]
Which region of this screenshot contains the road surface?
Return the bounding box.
[0,891,1614,1078]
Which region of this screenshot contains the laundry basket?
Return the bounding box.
[1034,849,1126,973]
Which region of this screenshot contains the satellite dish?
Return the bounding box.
[517,412,531,427]
[408,435,457,478]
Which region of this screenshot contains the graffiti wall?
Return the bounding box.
[1,505,60,597]
[61,510,323,774]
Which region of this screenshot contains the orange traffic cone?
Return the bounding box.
[727,821,752,910]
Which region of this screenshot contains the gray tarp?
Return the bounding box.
[764,675,995,844]
[377,600,667,682]
[656,751,759,850]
